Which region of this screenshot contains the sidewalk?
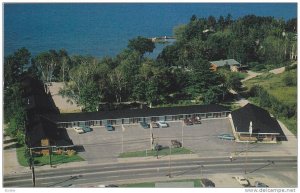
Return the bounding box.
[2,137,30,175]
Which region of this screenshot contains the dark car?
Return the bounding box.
[140,122,150,129]
[105,124,115,131]
[155,144,163,151]
[106,184,119,187]
[171,140,182,148]
[192,117,201,124]
[254,181,268,188]
[200,178,215,187]
[82,126,93,132]
[184,118,193,125]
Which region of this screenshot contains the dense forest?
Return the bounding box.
[4,14,297,142]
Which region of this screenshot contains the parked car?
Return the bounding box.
[200,178,215,187]
[192,116,201,124]
[73,127,84,134]
[254,181,268,188]
[184,118,193,126]
[234,176,250,187]
[105,124,115,131]
[151,122,159,128]
[140,122,150,129]
[157,121,168,128]
[106,184,119,187]
[82,126,92,132]
[218,134,235,141]
[171,140,182,148]
[155,144,163,151]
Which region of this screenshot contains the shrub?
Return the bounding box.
[253,64,266,71]
[286,64,297,71]
[67,149,76,156]
[283,73,296,86]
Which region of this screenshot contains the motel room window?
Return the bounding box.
[165,116,172,121]
[123,118,129,124]
[172,116,178,120]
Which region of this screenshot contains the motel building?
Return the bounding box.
[46,104,231,128]
[44,103,284,143]
[229,103,284,143]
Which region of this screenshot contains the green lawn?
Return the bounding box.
[120,179,202,187]
[16,146,84,167]
[244,71,297,106]
[119,147,193,158]
[244,69,297,135]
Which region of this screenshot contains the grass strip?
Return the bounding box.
[16,145,84,167]
[121,179,202,187]
[119,147,193,158]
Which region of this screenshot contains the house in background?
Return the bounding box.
[210,59,247,72]
[229,103,286,143]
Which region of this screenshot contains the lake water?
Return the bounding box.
[4,3,297,58]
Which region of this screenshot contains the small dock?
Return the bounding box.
[150,36,175,43]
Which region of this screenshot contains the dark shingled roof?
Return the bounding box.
[27,116,74,147]
[231,103,285,136]
[46,104,230,123]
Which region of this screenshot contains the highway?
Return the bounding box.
[3,156,297,187]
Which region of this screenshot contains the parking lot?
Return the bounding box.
[66,118,294,164]
[67,118,239,163]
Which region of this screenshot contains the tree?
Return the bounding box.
[32,51,57,84]
[225,14,232,26]
[207,15,217,29]
[157,45,180,67]
[58,49,71,82]
[128,36,155,59]
[218,15,225,31]
[285,18,297,33]
[60,58,109,111]
[190,14,197,22]
[4,83,26,144]
[4,47,31,87]
[203,86,222,104]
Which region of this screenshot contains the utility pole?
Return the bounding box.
[150,124,153,149]
[29,148,36,187]
[200,165,204,178]
[168,142,172,178]
[244,121,253,174]
[181,120,184,148]
[49,146,52,167]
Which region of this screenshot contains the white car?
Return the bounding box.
[73,127,84,134]
[157,121,168,128]
[234,176,250,187]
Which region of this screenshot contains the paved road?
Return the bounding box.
[4,156,296,187]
